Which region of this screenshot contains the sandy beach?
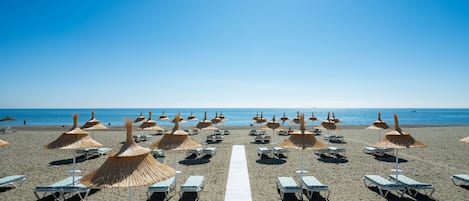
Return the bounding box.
[0,125,468,201]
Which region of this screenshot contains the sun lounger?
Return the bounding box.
[215,134,224,141]
[202,147,217,156]
[187,148,203,157]
[249,129,257,135]
[276,177,302,200]
[278,130,288,136]
[257,147,272,158]
[147,176,176,201]
[389,174,435,197]
[76,147,112,158]
[300,176,330,200]
[34,176,90,201]
[133,134,150,142]
[263,135,271,143]
[451,174,469,186]
[363,147,393,155]
[223,130,231,135]
[323,134,344,142]
[273,147,289,158]
[180,176,205,200]
[0,175,25,188]
[190,129,199,135]
[315,146,346,156]
[363,175,405,197]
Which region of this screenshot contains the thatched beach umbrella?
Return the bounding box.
[280,112,289,125]
[291,111,300,124]
[140,112,157,129]
[171,112,186,124]
[366,112,391,140]
[262,115,281,145]
[150,114,201,151]
[133,112,147,124]
[0,116,16,122]
[331,112,340,123]
[0,139,9,147]
[372,114,427,181]
[460,136,469,144]
[159,111,170,121]
[81,111,108,130]
[254,112,267,124]
[195,112,213,130]
[316,112,339,131]
[187,112,197,121]
[279,114,327,174]
[219,112,226,120]
[309,112,318,128]
[252,112,260,121]
[211,113,223,124]
[45,114,104,185]
[81,120,175,200]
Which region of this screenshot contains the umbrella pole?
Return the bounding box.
[129,187,133,201]
[72,151,77,186]
[395,149,399,182]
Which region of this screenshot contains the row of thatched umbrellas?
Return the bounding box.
[39,111,226,200]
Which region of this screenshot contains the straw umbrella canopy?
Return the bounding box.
[219,112,226,120]
[194,112,213,130]
[0,139,9,147]
[187,112,198,121]
[252,112,260,121]
[171,112,186,124]
[0,116,16,122]
[254,112,267,124]
[81,120,175,200]
[366,112,391,140]
[262,115,282,145]
[460,136,469,144]
[372,114,427,180]
[133,112,147,124]
[150,114,201,151]
[139,112,164,133]
[315,112,339,131]
[159,111,170,121]
[309,112,319,128]
[45,114,104,185]
[291,111,301,124]
[279,114,327,174]
[331,112,340,123]
[81,111,108,130]
[280,112,289,125]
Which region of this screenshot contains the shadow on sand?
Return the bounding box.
[49,154,101,166]
[317,154,348,164]
[374,155,408,163]
[256,155,286,165]
[35,189,100,201]
[179,155,212,166]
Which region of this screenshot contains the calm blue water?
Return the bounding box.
[1,108,469,127]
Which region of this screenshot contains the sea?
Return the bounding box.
[1,108,469,127]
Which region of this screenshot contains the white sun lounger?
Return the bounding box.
[180,176,205,200]
[147,176,176,201]
[451,174,469,186]
[202,147,217,156]
[300,176,330,200]
[276,177,302,200]
[76,147,112,158]
[273,147,289,158]
[363,147,393,155]
[0,175,26,188]
[323,134,344,142]
[187,148,203,156]
[389,174,435,197]
[363,175,405,197]
[249,129,257,135]
[34,176,90,201]
[315,146,346,156]
[257,147,272,158]
[223,130,231,135]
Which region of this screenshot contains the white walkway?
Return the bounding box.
[225,145,252,201]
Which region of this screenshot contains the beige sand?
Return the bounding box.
[0,125,468,200]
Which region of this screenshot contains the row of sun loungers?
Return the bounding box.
[276,176,330,200]
[314,146,346,157]
[75,147,112,158]
[257,146,289,158]
[363,174,436,198]
[362,146,394,156]
[323,134,344,142]
[148,176,205,201]
[187,147,217,157]
[206,134,224,142]
[254,135,271,143]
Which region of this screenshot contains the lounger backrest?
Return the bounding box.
[0,175,24,186]
[453,174,469,183]
[365,175,401,187]
[53,176,82,187]
[181,176,204,190]
[301,176,327,188]
[150,177,175,188]
[277,177,300,190]
[389,175,430,187]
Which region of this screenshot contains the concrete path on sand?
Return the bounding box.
[224,145,252,201]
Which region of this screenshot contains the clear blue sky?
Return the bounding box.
[1,0,468,108]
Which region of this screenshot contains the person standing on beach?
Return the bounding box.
[23,120,26,125]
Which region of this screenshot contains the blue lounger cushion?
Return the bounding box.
[148,177,175,192]
[181,176,204,192]
[0,175,25,186]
